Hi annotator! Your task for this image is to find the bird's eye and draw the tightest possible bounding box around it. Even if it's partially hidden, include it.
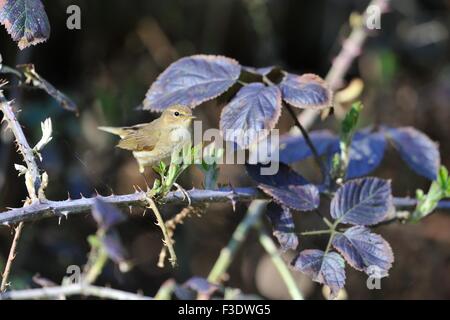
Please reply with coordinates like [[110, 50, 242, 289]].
[[174, 111, 180, 117]]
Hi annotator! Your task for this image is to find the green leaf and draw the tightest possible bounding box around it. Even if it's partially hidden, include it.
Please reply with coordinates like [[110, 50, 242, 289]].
[[341, 102, 363, 142]]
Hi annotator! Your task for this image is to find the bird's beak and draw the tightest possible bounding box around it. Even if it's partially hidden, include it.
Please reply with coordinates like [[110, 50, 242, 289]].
[[188, 115, 197, 119]]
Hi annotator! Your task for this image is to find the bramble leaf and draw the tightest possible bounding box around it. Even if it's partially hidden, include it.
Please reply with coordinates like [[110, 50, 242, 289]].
[[220, 83, 282, 148], [332, 226, 393, 277], [266, 202, 298, 251], [143, 55, 240, 111], [91, 198, 127, 230], [0, 0, 50, 50], [279, 73, 332, 110], [345, 131, 386, 179], [102, 229, 129, 265], [246, 163, 318, 211], [330, 177, 393, 225], [387, 127, 440, 180], [292, 250, 346, 299], [261, 184, 320, 212], [245, 162, 309, 187]]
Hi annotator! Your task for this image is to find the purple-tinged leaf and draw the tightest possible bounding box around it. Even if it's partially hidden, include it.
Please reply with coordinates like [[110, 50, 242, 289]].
[[246, 163, 319, 211], [102, 229, 129, 265], [246, 162, 309, 187], [292, 250, 345, 299], [279, 73, 332, 110], [330, 177, 393, 225], [346, 131, 386, 179], [143, 55, 240, 111], [261, 184, 320, 212], [279, 130, 337, 164], [220, 83, 282, 148], [175, 277, 220, 300], [92, 198, 127, 230], [387, 127, 440, 180], [332, 226, 393, 277], [0, 0, 50, 50], [266, 202, 298, 251]]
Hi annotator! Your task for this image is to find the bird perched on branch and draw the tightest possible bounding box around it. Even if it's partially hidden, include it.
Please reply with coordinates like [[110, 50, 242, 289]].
[[99, 105, 195, 173]]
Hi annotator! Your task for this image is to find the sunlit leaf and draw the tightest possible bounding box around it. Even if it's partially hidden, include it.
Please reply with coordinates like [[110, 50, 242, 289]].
[[279, 73, 332, 110], [346, 131, 386, 179], [387, 127, 440, 180], [220, 83, 282, 148], [330, 177, 392, 225], [91, 198, 127, 230], [292, 249, 345, 299], [266, 202, 298, 251], [0, 0, 50, 50], [279, 130, 337, 164], [143, 55, 241, 111], [332, 226, 393, 277]]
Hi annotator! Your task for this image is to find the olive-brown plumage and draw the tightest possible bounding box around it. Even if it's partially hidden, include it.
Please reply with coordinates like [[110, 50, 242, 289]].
[[99, 105, 195, 173]]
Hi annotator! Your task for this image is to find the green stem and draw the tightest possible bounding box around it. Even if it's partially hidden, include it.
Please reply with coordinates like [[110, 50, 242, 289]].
[[83, 247, 108, 285], [258, 227, 303, 300], [207, 200, 268, 284], [300, 229, 333, 236]]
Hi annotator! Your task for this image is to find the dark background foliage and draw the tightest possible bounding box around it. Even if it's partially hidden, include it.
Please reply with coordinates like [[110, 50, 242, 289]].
[[1, 0, 450, 299]]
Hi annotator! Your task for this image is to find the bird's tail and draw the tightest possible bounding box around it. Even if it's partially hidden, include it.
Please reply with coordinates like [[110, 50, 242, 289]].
[[98, 126, 128, 138]]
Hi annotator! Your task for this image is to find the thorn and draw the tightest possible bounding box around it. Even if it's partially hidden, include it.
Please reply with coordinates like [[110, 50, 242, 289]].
[[58, 216, 62, 225], [129, 206, 133, 214], [94, 188, 100, 196], [67, 192, 71, 200], [59, 211, 69, 219], [2, 221, 11, 228], [142, 209, 147, 216]]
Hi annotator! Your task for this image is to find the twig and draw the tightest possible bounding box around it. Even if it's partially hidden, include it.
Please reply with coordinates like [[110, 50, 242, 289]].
[[299, 0, 391, 130], [0, 187, 261, 226], [207, 200, 268, 284], [0, 90, 42, 199], [154, 279, 177, 300], [257, 226, 303, 300], [146, 196, 178, 268], [0, 283, 152, 300], [284, 102, 329, 182], [0, 222, 24, 292], [0, 89, 44, 292]]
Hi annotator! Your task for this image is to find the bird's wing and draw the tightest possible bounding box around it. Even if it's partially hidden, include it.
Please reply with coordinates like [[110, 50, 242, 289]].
[[116, 121, 161, 152]]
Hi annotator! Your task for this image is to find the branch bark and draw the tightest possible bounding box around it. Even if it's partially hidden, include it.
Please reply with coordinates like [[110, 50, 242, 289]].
[[0, 283, 152, 300], [0, 187, 449, 226]]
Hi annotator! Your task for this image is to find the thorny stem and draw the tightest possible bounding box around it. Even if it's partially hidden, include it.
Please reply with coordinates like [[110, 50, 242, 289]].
[[0, 89, 45, 292], [0, 283, 152, 300], [146, 195, 178, 268], [0, 222, 24, 292]]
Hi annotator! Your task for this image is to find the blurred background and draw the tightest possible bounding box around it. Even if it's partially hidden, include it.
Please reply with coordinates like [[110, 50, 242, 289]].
[[1, 0, 450, 299]]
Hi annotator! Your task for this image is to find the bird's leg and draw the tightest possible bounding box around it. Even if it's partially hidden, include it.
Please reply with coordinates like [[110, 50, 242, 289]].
[[140, 172, 151, 191], [173, 182, 191, 206]]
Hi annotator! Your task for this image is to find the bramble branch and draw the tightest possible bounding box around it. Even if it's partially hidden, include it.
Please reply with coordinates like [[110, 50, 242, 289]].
[[0, 187, 449, 227], [0, 283, 152, 300], [299, 0, 391, 129]]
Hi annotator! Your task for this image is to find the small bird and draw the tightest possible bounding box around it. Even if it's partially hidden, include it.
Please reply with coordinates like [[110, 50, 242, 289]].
[[99, 105, 195, 173]]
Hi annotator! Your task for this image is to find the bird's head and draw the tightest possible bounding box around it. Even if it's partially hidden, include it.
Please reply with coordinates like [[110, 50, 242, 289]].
[[161, 105, 195, 127]]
